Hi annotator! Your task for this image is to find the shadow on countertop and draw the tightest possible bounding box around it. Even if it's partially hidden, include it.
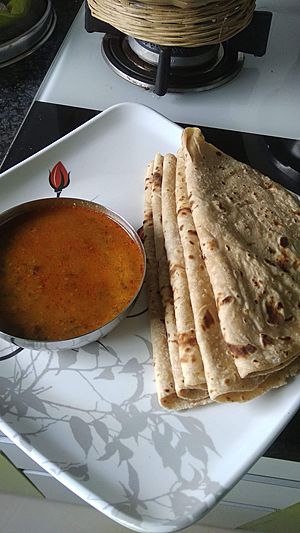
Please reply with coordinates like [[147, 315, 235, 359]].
[[0, 0, 83, 166]]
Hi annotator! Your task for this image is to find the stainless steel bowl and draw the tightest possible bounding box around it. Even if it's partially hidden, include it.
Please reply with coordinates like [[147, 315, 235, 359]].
[[0, 198, 145, 351]]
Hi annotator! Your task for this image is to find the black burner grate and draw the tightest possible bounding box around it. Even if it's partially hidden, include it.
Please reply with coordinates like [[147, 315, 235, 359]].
[[86, 3, 272, 96], [102, 36, 244, 95]]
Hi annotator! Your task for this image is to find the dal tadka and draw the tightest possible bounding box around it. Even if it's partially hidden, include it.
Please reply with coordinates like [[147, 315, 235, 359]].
[[0, 201, 144, 341]]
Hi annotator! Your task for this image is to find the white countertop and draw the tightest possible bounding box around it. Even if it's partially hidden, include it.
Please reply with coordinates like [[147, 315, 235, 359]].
[[37, 1, 300, 139]]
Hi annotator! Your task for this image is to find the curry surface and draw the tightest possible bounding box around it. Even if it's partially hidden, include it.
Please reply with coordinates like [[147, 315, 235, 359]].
[[0, 203, 144, 340]]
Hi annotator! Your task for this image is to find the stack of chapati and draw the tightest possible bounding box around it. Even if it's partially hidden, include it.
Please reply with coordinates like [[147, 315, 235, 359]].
[[143, 127, 300, 410]]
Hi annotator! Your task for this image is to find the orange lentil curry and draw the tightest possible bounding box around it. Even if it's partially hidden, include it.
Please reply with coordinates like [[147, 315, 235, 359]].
[[0, 201, 144, 340]]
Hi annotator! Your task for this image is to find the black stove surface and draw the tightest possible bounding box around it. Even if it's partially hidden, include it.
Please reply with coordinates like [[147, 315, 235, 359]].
[[0, 100, 300, 462]]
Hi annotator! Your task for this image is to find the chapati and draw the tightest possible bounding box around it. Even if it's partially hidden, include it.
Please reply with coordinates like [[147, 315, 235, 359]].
[[182, 128, 300, 379], [143, 159, 209, 409], [175, 149, 269, 401], [151, 152, 209, 401], [161, 153, 207, 389]]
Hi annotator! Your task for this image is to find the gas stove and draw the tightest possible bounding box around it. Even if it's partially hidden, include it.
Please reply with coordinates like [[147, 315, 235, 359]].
[[34, 0, 300, 136], [88, 6, 272, 96]]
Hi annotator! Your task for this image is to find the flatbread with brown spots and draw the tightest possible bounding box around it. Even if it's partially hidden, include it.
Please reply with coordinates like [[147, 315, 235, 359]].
[[143, 159, 209, 410], [161, 153, 207, 390], [152, 152, 209, 401], [182, 127, 300, 379], [176, 149, 270, 401]]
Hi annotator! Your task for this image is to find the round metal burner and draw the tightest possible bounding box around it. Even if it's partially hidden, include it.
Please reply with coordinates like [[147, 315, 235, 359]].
[[102, 34, 244, 94], [128, 37, 221, 68]]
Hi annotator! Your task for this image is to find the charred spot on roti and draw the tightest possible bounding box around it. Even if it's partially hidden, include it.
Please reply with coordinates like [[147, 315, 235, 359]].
[[152, 171, 162, 187], [279, 236, 289, 248], [217, 202, 226, 212], [220, 295, 234, 305], [207, 239, 218, 251], [201, 310, 215, 330], [265, 299, 285, 325], [178, 331, 199, 363], [276, 255, 290, 272], [177, 207, 191, 216], [285, 315, 294, 322], [292, 259, 300, 270], [262, 181, 274, 190], [264, 258, 277, 267], [178, 331, 197, 346], [260, 334, 273, 347], [227, 343, 257, 357]]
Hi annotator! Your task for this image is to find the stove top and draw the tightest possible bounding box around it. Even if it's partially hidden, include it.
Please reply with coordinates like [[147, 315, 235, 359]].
[[93, 8, 272, 96], [36, 1, 300, 140], [102, 36, 245, 96]]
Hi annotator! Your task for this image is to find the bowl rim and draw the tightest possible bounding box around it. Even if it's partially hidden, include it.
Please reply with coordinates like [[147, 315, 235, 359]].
[[0, 196, 146, 348]]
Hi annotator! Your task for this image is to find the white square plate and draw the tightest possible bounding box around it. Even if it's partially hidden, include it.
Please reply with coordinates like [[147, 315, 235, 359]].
[[0, 103, 299, 533]]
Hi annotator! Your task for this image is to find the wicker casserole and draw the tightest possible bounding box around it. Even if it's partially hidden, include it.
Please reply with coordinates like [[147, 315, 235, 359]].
[[87, 0, 256, 47]]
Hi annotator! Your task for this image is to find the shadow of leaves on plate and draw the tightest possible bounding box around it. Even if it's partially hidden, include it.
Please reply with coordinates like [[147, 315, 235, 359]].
[[0, 333, 223, 523], [70, 415, 93, 457], [64, 463, 89, 482], [56, 350, 78, 373]]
